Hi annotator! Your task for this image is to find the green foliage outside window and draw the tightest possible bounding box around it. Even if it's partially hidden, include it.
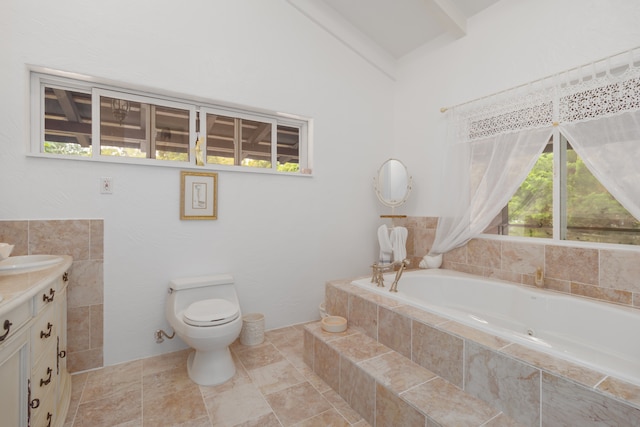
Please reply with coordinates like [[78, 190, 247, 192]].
[[507, 145, 640, 245]]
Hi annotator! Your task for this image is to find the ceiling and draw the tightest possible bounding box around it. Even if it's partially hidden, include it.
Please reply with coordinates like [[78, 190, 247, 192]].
[[287, 0, 501, 78]]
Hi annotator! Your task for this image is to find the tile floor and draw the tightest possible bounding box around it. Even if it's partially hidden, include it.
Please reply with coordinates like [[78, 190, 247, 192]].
[[64, 324, 370, 427]]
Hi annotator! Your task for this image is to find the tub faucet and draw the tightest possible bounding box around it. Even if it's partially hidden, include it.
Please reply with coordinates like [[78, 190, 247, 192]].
[[371, 262, 394, 287], [389, 259, 410, 293]]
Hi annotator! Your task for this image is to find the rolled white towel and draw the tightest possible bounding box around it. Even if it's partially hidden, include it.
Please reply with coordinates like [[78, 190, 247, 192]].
[[390, 227, 407, 263], [378, 225, 393, 263]]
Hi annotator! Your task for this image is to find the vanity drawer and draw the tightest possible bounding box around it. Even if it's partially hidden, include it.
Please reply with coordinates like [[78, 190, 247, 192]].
[[34, 274, 65, 314], [30, 377, 56, 427], [0, 299, 33, 345], [31, 303, 56, 365], [31, 346, 57, 398]]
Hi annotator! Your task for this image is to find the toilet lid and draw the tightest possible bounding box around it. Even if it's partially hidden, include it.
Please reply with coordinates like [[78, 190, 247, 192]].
[[183, 298, 239, 327]]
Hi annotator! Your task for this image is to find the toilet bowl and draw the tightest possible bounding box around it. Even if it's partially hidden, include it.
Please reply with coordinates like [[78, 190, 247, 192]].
[[166, 274, 242, 386]]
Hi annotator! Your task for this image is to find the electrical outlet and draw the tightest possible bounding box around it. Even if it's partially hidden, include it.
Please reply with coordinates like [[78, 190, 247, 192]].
[[100, 177, 113, 194]]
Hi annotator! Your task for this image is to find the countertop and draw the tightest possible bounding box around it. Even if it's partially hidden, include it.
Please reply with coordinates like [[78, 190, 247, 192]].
[[0, 255, 73, 315]]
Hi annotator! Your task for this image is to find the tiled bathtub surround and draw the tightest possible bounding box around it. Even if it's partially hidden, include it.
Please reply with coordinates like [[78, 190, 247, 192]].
[[303, 322, 520, 426], [393, 216, 640, 309], [0, 219, 104, 372], [323, 279, 640, 426]]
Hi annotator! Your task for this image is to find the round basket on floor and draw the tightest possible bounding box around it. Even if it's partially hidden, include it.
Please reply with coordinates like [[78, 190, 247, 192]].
[[240, 313, 265, 346]]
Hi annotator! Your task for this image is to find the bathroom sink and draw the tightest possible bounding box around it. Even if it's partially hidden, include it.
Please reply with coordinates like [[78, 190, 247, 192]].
[[0, 255, 64, 273]]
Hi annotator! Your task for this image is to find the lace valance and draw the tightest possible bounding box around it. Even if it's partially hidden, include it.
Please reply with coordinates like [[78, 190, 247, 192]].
[[452, 87, 554, 143], [559, 66, 640, 123], [448, 48, 640, 142]]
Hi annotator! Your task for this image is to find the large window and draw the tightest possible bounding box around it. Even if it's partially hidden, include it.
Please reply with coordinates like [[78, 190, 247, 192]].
[[489, 135, 640, 245], [32, 69, 311, 174]]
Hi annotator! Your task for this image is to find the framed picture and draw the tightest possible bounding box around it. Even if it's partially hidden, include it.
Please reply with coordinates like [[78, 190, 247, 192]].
[[180, 171, 218, 220]]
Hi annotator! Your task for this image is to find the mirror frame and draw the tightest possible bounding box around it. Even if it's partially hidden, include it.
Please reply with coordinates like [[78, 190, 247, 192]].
[[374, 158, 412, 208]]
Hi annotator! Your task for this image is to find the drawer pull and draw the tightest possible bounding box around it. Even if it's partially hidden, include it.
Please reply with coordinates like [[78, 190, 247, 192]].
[[42, 287, 55, 303], [40, 367, 53, 386], [40, 322, 53, 339], [0, 319, 12, 342], [30, 397, 40, 409]]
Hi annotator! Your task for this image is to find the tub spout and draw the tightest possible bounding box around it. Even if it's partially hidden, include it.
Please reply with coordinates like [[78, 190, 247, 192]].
[[371, 263, 394, 287], [389, 259, 410, 293]]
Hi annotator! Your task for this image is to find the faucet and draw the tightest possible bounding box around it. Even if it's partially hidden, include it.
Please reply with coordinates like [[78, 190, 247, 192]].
[[371, 263, 392, 287], [389, 259, 410, 293]]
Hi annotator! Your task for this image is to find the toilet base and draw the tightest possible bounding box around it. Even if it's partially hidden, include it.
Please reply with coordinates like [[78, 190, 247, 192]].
[[187, 347, 236, 386]]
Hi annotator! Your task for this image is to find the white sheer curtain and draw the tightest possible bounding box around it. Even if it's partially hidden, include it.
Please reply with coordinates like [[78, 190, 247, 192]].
[[429, 49, 640, 258], [430, 89, 554, 255], [558, 66, 640, 221]]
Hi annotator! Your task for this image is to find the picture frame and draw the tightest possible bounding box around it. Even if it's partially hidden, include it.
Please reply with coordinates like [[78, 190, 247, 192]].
[[180, 171, 218, 220]]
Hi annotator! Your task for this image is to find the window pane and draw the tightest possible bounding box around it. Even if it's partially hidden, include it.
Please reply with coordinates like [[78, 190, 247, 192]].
[[206, 114, 235, 165], [487, 143, 553, 238], [566, 142, 640, 245], [277, 125, 300, 172], [206, 114, 272, 168], [507, 149, 553, 238], [44, 87, 92, 156], [100, 96, 189, 161], [241, 118, 271, 169]]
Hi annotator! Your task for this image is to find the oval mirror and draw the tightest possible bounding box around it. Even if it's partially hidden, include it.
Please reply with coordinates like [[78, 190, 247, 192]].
[[374, 159, 412, 208]]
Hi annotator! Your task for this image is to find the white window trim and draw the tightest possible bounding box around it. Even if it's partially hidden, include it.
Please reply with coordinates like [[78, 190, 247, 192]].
[[29, 66, 313, 176]]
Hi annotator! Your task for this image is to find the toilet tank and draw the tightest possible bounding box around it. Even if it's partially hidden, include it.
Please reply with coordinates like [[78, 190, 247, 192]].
[[169, 274, 234, 291], [168, 274, 239, 311]]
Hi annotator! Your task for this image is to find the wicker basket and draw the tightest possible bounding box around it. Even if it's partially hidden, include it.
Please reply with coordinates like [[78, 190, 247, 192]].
[[240, 313, 265, 346]]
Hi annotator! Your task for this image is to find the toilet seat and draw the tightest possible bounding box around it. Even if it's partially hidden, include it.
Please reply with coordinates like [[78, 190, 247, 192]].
[[183, 298, 240, 327]]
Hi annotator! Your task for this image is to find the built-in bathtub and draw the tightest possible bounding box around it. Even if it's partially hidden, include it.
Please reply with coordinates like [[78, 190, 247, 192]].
[[352, 268, 640, 387]]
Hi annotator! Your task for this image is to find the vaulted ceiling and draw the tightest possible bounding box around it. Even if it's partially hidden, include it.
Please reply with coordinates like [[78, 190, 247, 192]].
[[287, 0, 501, 78]]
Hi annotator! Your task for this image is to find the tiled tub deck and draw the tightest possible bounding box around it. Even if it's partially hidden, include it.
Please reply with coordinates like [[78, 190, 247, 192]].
[[304, 277, 640, 427]]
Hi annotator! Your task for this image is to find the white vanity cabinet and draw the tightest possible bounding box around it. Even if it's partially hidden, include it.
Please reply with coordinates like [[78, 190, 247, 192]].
[[0, 256, 72, 427]]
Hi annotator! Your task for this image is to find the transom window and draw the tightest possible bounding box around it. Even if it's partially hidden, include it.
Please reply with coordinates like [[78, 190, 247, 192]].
[[32, 69, 311, 175]]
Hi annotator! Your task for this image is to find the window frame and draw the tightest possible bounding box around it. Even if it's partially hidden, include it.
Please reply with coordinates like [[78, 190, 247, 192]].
[[488, 130, 640, 247], [29, 67, 313, 176]]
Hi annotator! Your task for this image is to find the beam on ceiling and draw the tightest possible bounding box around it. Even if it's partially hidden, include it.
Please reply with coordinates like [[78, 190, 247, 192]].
[[427, 0, 467, 38]]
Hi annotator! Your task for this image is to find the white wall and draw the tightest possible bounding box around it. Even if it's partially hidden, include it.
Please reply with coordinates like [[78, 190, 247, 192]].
[[395, 0, 640, 216], [0, 0, 394, 365]]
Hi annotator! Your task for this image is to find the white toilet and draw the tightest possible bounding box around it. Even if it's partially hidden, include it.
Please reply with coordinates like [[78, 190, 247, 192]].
[[166, 274, 242, 386]]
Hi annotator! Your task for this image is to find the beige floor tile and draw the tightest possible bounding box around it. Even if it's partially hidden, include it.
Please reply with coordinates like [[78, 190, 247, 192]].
[[235, 412, 282, 427], [143, 364, 196, 402], [73, 389, 142, 427], [248, 358, 306, 395], [143, 386, 208, 427], [204, 383, 273, 427], [172, 417, 214, 427], [321, 389, 363, 424], [265, 382, 332, 426], [265, 326, 301, 347], [81, 360, 142, 403], [235, 342, 285, 370], [67, 325, 363, 427]]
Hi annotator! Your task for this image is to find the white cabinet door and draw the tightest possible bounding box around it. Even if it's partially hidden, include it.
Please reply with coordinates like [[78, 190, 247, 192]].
[[0, 330, 30, 427]]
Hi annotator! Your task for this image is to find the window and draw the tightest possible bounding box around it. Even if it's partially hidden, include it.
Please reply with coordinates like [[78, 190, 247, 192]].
[[98, 91, 192, 161], [489, 134, 640, 245], [31, 69, 311, 174]]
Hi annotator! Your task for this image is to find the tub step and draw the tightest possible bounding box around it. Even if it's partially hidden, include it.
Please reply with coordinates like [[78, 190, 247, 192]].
[[303, 321, 523, 427]]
